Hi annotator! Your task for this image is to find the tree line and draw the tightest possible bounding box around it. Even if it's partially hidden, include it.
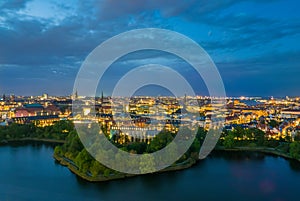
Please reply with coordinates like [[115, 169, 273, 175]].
[[0, 120, 73, 142], [2, 121, 300, 177], [220, 126, 300, 161], [54, 126, 207, 178]]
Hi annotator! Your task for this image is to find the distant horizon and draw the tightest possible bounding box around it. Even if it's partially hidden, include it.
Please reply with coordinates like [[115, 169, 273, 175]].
[[1, 82, 300, 98], [2, 88, 300, 98], [1, 92, 299, 99]]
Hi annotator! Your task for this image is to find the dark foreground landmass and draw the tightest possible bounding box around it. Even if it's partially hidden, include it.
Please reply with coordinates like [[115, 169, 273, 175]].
[[2, 121, 300, 182], [52, 123, 300, 182], [53, 145, 300, 182]]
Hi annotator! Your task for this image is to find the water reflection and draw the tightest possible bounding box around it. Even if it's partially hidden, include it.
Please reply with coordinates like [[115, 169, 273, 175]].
[[1, 144, 300, 201], [289, 160, 300, 172], [2, 140, 59, 148], [211, 150, 266, 162]]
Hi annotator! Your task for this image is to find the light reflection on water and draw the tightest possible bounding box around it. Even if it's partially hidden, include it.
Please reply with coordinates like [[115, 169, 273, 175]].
[[1, 143, 300, 201]]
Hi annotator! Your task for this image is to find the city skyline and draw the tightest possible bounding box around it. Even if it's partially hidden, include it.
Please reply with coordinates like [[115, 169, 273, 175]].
[[0, 0, 299, 96], [1, 92, 299, 99], [1, 1, 300, 200]]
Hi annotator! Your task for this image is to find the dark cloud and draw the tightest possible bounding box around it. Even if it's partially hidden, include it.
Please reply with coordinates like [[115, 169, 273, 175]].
[[0, 4, 173, 67], [0, 0, 298, 96], [90, 0, 300, 55], [0, 16, 94, 66], [217, 51, 300, 73], [97, 0, 194, 19], [190, 8, 300, 53], [217, 50, 300, 96], [95, 0, 278, 20], [96, 0, 240, 20]]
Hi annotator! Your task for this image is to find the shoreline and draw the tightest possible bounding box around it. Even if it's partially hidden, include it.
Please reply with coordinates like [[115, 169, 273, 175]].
[[54, 146, 300, 182], [2, 140, 299, 182], [215, 146, 300, 162], [0, 138, 65, 145], [53, 153, 197, 182]]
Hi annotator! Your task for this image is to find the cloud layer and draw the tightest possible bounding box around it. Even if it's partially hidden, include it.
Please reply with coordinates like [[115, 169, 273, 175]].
[[0, 0, 299, 96]]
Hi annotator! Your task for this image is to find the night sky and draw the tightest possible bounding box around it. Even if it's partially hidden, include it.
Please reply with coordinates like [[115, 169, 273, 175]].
[[0, 0, 299, 97]]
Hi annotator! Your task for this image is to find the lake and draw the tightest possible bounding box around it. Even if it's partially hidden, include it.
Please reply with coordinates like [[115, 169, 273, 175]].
[[1, 142, 300, 201]]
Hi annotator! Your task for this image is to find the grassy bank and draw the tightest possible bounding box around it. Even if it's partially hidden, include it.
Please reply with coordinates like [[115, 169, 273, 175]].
[[215, 146, 300, 162], [53, 153, 133, 182], [53, 145, 300, 182], [53, 153, 197, 182]]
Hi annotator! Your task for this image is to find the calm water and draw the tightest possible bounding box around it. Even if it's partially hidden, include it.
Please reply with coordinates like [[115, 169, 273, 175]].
[[1, 143, 300, 201]]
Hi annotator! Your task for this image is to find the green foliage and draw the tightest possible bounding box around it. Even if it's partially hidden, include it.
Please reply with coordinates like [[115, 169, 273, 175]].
[[221, 127, 266, 147], [139, 154, 156, 174], [55, 127, 205, 177], [54, 146, 63, 155], [248, 142, 257, 148], [223, 134, 235, 149], [56, 129, 83, 161], [52, 122, 300, 178], [190, 138, 201, 153], [103, 169, 111, 177], [146, 131, 174, 153], [253, 129, 265, 146], [264, 140, 280, 148], [75, 149, 93, 173], [277, 143, 290, 153], [196, 127, 207, 145], [126, 142, 147, 154], [0, 121, 73, 141], [90, 161, 105, 177], [290, 142, 300, 159]]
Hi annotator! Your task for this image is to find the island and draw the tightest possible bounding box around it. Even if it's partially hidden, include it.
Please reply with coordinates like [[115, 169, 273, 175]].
[[1, 120, 300, 182], [54, 124, 300, 182]]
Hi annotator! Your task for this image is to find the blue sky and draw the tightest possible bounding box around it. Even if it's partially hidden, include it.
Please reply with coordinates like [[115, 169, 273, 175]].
[[0, 0, 299, 96]]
